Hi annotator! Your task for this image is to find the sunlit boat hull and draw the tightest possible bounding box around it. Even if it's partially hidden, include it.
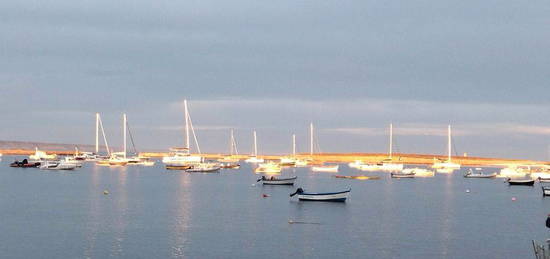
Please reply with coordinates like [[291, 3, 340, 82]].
[[259, 176, 297, 185]]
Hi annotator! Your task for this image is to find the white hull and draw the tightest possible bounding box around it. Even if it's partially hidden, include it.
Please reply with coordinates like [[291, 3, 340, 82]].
[[312, 165, 339, 173], [245, 157, 264, 163], [379, 163, 404, 172], [40, 161, 77, 170], [543, 187, 550, 196], [294, 160, 309, 167], [402, 168, 434, 177], [358, 164, 380, 171], [432, 162, 461, 170], [499, 168, 527, 178]]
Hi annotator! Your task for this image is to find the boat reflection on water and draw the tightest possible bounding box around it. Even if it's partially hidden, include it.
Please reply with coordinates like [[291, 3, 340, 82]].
[[171, 173, 192, 257]]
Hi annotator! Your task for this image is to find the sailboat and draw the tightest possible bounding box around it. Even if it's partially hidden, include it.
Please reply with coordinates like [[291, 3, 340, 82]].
[[162, 100, 203, 166], [245, 130, 264, 163], [280, 134, 298, 166], [94, 113, 120, 166], [378, 123, 404, 172], [219, 129, 240, 163], [432, 125, 461, 173], [29, 147, 57, 161], [120, 114, 155, 166], [309, 123, 339, 173]]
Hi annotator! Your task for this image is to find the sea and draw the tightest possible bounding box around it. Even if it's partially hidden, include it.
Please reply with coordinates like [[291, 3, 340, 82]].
[[0, 156, 548, 258]]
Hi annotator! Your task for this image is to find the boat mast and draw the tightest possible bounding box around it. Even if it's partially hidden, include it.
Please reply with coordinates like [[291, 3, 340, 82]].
[[184, 99, 190, 153], [253, 130, 258, 156], [448, 125, 452, 162], [310, 123, 314, 156], [95, 113, 99, 153], [292, 134, 296, 157], [123, 113, 127, 159], [389, 123, 393, 160]]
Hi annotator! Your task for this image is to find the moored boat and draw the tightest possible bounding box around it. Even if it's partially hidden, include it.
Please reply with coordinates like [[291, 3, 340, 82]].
[[464, 169, 496, 178], [40, 160, 77, 170], [186, 163, 221, 173], [255, 162, 282, 174], [542, 186, 550, 196], [311, 164, 339, 173], [391, 172, 415, 178], [539, 177, 550, 183], [290, 187, 351, 202], [402, 168, 434, 177], [165, 165, 193, 170], [220, 162, 240, 169], [507, 178, 535, 186], [257, 175, 297, 185], [334, 175, 380, 180], [10, 159, 41, 168]]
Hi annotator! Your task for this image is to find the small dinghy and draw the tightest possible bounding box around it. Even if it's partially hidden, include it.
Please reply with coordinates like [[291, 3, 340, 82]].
[[539, 177, 550, 183], [257, 175, 297, 185], [165, 165, 193, 170], [220, 163, 240, 169], [507, 178, 535, 186], [542, 186, 550, 196], [464, 169, 497, 178], [391, 172, 415, 178], [10, 159, 41, 168], [290, 187, 350, 202], [334, 175, 380, 180]]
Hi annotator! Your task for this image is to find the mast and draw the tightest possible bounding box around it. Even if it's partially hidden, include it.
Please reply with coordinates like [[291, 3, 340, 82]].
[[448, 125, 452, 162], [310, 123, 314, 156], [123, 113, 127, 159], [292, 134, 296, 157], [184, 99, 190, 152], [389, 123, 393, 159], [230, 129, 235, 156], [253, 130, 258, 156], [95, 113, 99, 153]]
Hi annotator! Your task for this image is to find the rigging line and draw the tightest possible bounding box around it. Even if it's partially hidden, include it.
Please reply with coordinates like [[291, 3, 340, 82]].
[[126, 121, 138, 155], [451, 135, 459, 157], [232, 131, 239, 155], [98, 116, 110, 155], [187, 112, 201, 154]]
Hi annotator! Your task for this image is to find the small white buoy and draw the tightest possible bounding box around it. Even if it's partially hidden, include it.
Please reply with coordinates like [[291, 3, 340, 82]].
[[251, 184, 256, 187], [103, 190, 109, 195], [466, 189, 470, 193]]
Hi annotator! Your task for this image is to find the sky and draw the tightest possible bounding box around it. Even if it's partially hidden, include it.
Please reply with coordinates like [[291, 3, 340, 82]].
[[1, 0, 549, 160]]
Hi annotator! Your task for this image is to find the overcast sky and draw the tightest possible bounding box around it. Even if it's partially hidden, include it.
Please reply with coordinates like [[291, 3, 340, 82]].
[[1, 0, 549, 160]]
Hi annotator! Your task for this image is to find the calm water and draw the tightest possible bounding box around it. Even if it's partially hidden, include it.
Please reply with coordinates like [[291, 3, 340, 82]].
[[0, 157, 548, 258]]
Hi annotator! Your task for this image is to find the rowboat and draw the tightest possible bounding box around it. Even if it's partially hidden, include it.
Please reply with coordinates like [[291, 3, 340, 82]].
[[220, 163, 240, 169], [391, 172, 415, 178], [334, 175, 380, 180], [257, 176, 297, 185], [290, 187, 351, 202], [165, 165, 193, 170], [507, 178, 535, 186], [311, 164, 339, 173], [464, 169, 497, 178], [542, 186, 550, 196]]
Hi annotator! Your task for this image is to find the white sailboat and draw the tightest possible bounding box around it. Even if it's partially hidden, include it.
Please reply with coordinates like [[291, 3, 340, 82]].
[[29, 147, 57, 161], [432, 125, 461, 173], [162, 100, 203, 166], [378, 123, 404, 172], [309, 123, 339, 173], [245, 130, 264, 163], [219, 129, 240, 163], [280, 134, 298, 166]]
